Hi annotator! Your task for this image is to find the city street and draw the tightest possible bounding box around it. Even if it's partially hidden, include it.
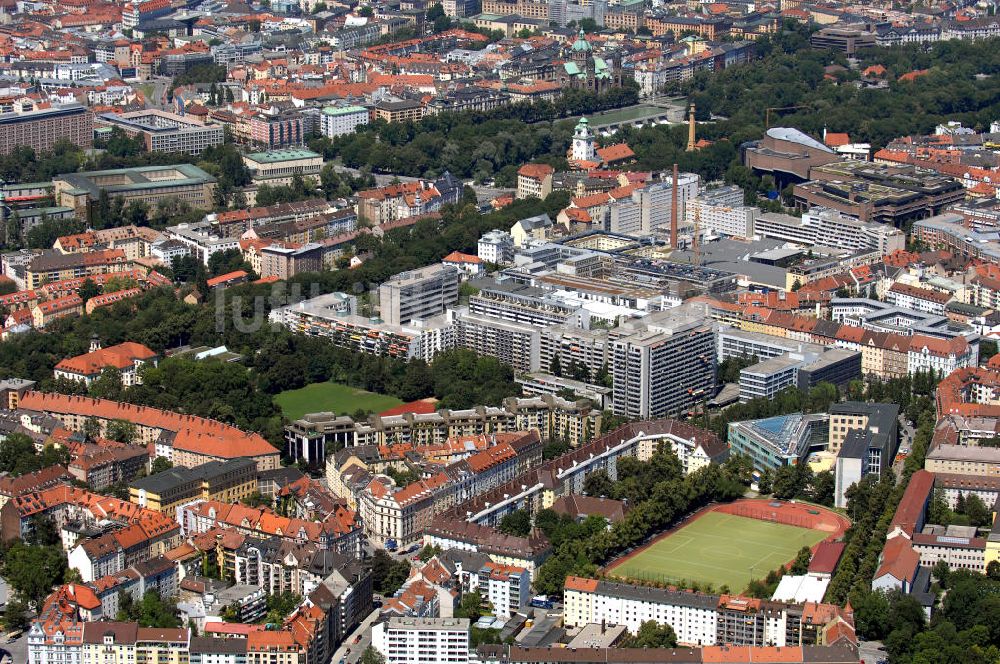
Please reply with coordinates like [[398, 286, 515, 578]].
[[858, 639, 887, 664], [2, 632, 27, 664], [330, 608, 380, 664], [0, 577, 28, 664]]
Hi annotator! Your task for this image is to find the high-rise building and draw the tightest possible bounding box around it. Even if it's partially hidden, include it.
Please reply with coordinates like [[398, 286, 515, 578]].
[[0, 103, 94, 155], [686, 185, 759, 240], [378, 264, 461, 326], [609, 173, 699, 235], [610, 312, 715, 419], [319, 105, 370, 138]]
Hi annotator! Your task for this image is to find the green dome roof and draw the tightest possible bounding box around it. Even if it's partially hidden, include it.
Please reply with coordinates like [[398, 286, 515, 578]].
[[572, 29, 591, 52]]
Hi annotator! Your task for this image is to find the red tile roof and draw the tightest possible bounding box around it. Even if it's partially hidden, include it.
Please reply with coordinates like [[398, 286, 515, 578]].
[[442, 251, 482, 265], [19, 392, 277, 461], [824, 132, 850, 147], [206, 270, 248, 288], [563, 575, 599, 593], [875, 536, 920, 584], [890, 470, 934, 538], [596, 143, 635, 164], [55, 341, 156, 377], [808, 541, 845, 575], [517, 163, 554, 179]]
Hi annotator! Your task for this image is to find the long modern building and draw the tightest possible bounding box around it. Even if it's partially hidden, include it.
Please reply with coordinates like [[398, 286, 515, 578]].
[[300, 395, 601, 464], [0, 103, 94, 155], [793, 161, 965, 226], [913, 213, 1000, 265], [754, 207, 906, 254], [54, 164, 217, 217], [563, 577, 856, 649], [97, 110, 224, 155], [270, 291, 454, 361]]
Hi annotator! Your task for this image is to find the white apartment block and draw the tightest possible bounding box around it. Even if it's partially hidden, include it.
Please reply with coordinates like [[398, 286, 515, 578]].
[[717, 326, 822, 363], [608, 174, 699, 235], [372, 617, 471, 664], [451, 308, 542, 373], [686, 185, 758, 239], [164, 222, 241, 266], [477, 562, 530, 619], [754, 207, 905, 254], [319, 105, 369, 137], [564, 577, 718, 646], [478, 230, 515, 265], [886, 283, 951, 315]]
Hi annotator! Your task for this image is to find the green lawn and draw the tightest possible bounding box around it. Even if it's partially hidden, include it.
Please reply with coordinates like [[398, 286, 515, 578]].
[[606, 511, 828, 592], [274, 382, 403, 420]]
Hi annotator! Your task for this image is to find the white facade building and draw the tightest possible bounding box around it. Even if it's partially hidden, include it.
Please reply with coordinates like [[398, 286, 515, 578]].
[[478, 230, 515, 265], [686, 185, 758, 239], [319, 105, 369, 137], [906, 335, 976, 376], [477, 562, 530, 619], [754, 207, 905, 254], [563, 577, 718, 646], [372, 617, 471, 664]]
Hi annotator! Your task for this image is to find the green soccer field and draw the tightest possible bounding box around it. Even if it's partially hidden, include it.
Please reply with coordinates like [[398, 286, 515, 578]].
[[274, 382, 403, 420], [606, 511, 828, 592]]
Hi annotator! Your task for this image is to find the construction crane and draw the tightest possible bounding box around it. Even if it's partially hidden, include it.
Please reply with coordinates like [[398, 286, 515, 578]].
[[693, 208, 702, 266], [765, 105, 810, 129]]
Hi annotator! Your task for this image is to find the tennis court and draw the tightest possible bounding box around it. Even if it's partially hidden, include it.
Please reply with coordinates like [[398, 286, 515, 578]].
[[606, 510, 829, 592]]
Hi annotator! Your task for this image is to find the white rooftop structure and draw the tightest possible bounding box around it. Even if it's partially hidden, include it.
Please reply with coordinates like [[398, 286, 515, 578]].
[[771, 574, 830, 604], [766, 127, 834, 153]]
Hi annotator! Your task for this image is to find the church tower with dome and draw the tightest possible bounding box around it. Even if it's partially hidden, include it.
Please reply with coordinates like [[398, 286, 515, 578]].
[[571, 117, 596, 163], [559, 30, 622, 93]]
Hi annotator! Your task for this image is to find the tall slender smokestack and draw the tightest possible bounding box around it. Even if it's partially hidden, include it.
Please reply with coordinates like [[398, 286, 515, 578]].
[[686, 104, 696, 152], [671, 163, 679, 249]]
